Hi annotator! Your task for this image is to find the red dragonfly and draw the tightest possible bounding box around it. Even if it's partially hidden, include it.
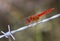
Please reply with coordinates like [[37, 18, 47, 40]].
[[25, 8, 55, 24]]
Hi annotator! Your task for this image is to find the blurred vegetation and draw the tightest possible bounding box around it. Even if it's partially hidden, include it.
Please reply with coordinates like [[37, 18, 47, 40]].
[[0, 0, 60, 41]]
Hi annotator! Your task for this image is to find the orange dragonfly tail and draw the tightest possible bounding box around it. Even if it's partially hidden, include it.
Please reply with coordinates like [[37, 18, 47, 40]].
[[37, 8, 55, 17], [25, 8, 55, 24]]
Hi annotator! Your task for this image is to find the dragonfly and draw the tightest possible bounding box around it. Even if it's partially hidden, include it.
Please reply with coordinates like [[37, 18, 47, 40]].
[[0, 8, 55, 40], [12, 8, 55, 27], [0, 14, 60, 40], [25, 8, 55, 24]]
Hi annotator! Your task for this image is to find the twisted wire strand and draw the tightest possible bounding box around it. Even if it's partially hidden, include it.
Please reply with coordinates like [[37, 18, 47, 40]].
[[11, 14, 60, 34]]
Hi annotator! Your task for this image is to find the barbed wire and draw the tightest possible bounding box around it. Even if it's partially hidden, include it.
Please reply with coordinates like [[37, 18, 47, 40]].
[[0, 14, 60, 40], [11, 14, 60, 34]]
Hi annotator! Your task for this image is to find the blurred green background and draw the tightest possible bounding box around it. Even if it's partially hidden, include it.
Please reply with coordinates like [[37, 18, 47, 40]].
[[0, 0, 60, 41]]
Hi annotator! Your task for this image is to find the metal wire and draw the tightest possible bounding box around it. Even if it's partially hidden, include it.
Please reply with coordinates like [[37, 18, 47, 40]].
[[0, 14, 60, 40]]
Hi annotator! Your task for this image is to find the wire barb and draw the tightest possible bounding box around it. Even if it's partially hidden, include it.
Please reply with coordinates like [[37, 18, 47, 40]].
[[0, 14, 60, 40]]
